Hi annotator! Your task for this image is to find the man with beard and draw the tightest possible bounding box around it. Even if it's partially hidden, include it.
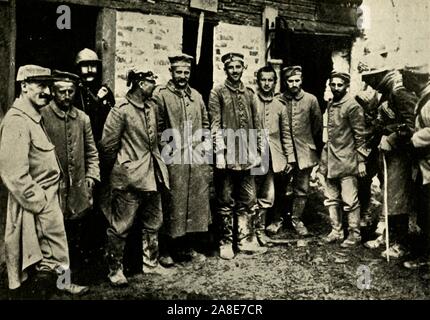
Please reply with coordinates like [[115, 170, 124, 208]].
[[361, 68, 416, 259], [153, 54, 211, 266], [75, 48, 115, 144], [208, 52, 267, 259], [317, 71, 368, 248], [100, 70, 174, 287], [0, 65, 88, 297], [274, 66, 322, 237], [41, 70, 100, 279], [401, 63, 430, 273], [253, 65, 294, 246]]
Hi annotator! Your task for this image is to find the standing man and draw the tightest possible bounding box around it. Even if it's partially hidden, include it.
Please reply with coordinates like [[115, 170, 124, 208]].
[[401, 63, 430, 271], [208, 52, 267, 259], [153, 54, 211, 266], [277, 66, 323, 237], [41, 70, 100, 275], [254, 65, 295, 246], [75, 48, 115, 144], [100, 70, 174, 287], [361, 68, 416, 258], [0, 65, 87, 297], [317, 71, 368, 248]]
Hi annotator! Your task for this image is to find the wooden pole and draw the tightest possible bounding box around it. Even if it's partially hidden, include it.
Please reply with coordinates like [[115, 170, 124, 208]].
[[383, 153, 390, 263]]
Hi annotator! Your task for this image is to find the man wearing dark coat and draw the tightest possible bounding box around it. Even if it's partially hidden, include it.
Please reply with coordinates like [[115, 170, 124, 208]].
[[361, 68, 417, 259], [153, 53, 212, 266]]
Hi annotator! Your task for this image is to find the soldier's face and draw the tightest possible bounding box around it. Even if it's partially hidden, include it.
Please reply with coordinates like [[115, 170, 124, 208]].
[[225, 61, 244, 83], [139, 79, 156, 97], [286, 75, 302, 94], [171, 66, 191, 89], [79, 62, 98, 82], [330, 77, 348, 101], [258, 71, 276, 94], [52, 81, 76, 109], [22, 81, 51, 109]]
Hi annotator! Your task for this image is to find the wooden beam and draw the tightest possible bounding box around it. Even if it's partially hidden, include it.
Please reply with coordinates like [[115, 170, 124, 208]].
[[96, 7, 116, 92]]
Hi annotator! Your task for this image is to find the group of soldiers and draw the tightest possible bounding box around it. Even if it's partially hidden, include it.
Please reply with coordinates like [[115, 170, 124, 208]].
[[0, 46, 430, 298]]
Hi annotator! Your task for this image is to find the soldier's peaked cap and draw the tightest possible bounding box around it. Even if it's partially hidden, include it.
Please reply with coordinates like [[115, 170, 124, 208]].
[[52, 70, 80, 83], [168, 53, 194, 67], [221, 52, 245, 65], [331, 71, 351, 83], [16, 65, 52, 82], [401, 63, 430, 76], [282, 65, 302, 78]]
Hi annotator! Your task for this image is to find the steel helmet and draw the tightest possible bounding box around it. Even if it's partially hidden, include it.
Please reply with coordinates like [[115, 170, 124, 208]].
[[75, 48, 101, 65]]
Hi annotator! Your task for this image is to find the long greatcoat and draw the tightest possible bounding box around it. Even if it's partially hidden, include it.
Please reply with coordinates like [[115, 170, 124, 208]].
[[378, 86, 417, 215], [41, 101, 100, 219], [0, 97, 68, 289], [153, 81, 212, 238]]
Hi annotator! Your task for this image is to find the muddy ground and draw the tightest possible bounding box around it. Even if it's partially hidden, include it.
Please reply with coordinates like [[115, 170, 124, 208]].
[[0, 183, 429, 300]]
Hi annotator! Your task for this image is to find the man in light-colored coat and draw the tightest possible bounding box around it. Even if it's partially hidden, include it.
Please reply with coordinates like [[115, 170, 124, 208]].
[[318, 71, 368, 248], [0, 65, 87, 296], [100, 70, 173, 286], [277, 66, 322, 236], [153, 53, 211, 266], [254, 65, 295, 246]]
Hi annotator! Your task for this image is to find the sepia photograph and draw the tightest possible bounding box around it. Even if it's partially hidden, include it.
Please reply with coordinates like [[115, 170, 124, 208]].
[[0, 0, 429, 308]]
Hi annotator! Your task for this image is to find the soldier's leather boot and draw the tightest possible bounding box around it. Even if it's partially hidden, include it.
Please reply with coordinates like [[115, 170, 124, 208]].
[[106, 233, 128, 286], [237, 213, 268, 255], [324, 206, 344, 243], [255, 208, 272, 247], [142, 231, 175, 276], [291, 197, 309, 237], [341, 208, 362, 248]]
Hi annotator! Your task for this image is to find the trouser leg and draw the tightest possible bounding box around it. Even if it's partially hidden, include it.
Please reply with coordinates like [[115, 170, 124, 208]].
[[106, 189, 140, 274]]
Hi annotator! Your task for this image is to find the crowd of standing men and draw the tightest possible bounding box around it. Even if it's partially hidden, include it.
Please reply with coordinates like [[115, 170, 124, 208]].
[[0, 45, 429, 298]]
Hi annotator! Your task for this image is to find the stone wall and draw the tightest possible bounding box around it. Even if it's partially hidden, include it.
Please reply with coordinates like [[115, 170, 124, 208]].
[[115, 11, 183, 99], [213, 22, 264, 88]]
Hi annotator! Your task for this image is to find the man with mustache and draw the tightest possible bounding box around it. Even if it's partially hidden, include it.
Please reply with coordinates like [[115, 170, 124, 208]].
[[317, 71, 368, 247], [153, 54, 211, 266], [274, 66, 322, 237], [0, 65, 88, 297], [208, 52, 267, 260], [254, 65, 295, 246], [40, 70, 100, 279]]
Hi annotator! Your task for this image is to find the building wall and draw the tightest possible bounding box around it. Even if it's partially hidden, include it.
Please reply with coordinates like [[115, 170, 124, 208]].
[[115, 12, 183, 99]]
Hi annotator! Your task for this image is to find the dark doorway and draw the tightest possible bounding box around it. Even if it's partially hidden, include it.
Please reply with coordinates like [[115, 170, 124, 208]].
[[277, 32, 352, 110], [16, 0, 98, 77], [182, 17, 216, 105]]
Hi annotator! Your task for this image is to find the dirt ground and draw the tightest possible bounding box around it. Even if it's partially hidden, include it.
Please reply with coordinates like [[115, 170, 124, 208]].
[[1, 184, 429, 300]]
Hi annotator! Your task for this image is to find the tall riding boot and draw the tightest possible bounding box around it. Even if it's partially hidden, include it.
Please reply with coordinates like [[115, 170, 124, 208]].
[[237, 212, 268, 254], [291, 197, 309, 236], [341, 207, 362, 248], [106, 232, 128, 286], [219, 213, 235, 260], [324, 206, 344, 243], [255, 208, 272, 246], [142, 231, 175, 276]]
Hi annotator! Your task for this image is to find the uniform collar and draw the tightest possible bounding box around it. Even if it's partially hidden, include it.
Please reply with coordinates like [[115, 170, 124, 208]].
[[257, 90, 274, 102], [12, 96, 42, 123], [126, 88, 152, 109], [282, 89, 304, 101], [330, 93, 350, 107], [166, 80, 194, 101], [225, 79, 245, 93], [48, 101, 78, 119]]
